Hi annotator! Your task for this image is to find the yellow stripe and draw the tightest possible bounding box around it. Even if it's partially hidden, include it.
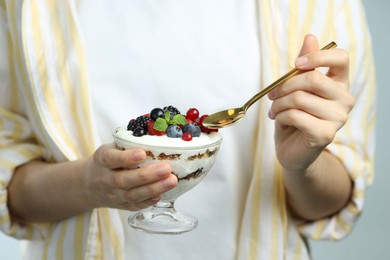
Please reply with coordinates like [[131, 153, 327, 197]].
[[248, 0, 282, 258], [320, 1, 335, 43], [100, 209, 122, 259], [0, 194, 6, 204], [5, 0, 49, 161], [292, 232, 303, 260], [352, 189, 364, 198], [0, 214, 10, 226], [343, 2, 357, 82], [346, 202, 360, 216], [299, 0, 316, 41], [0, 144, 45, 164], [287, 0, 299, 65], [24, 225, 34, 240], [7, 0, 40, 142], [94, 224, 103, 260], [42, 225, 53, 260], [6, 27, 20, 113], [339, 3, 361, 179], [248, 165, 261, 260], [312, 219, 326, 240], [335, 215, 352, 234], [55, 221, 68, 260], [358, 1, 376, 185], [0, 108, 25, 141], [29, 0, 79, 158], [270, 163, 286, 260], [65, 2, 96, 156], [74, 214, 85, 260], [46, 1, 93, 158], [0, 158, 15, 169]]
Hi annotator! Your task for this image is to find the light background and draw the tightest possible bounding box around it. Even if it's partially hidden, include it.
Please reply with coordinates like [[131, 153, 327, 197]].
[[1, 0, 389, 259]]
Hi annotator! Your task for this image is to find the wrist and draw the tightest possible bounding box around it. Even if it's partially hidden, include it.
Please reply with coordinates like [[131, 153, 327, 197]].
[[81, 157, 101, 210]]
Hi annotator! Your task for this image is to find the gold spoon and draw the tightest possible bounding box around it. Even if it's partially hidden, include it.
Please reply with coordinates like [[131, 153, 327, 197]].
[[202, 41, 337, 129]]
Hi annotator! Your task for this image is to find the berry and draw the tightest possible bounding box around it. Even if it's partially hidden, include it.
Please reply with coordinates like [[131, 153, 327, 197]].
[[166, 125, 183, 138], [186, 108, 200, 121], [133, 127, 147, 137], [163, 105, 181, 115], [163, 105, 181, 119], [182, 132, 193, 141], [147, 121, 165, 136], [150, 108, 164, 121], [128, 115, 150, 131], [127, 119, 136, 130], [196, 114, 218, 134], [182, 123, 201, 137]]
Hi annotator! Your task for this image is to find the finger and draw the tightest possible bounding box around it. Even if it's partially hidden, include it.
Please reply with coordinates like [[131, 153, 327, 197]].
[[274, 109, 339, 148], [295, 48, 349, 82], [125, 174, 178, 203], [269, 70, 347, 101], [119, 196, 161, 211], [297, 34, 319, 57], [94, 144, 146, 169], [112, 162, 172, 189], [268, 90, 345, 122]]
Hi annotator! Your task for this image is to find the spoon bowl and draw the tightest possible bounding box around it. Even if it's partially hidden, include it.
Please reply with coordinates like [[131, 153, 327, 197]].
[[202, 42, 337, 129]]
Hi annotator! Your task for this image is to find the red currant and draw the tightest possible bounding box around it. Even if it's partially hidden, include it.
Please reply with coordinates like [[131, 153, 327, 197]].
[[186, 108, 200, 121], [182, 132, 193, 141], [198, 114, 218, 133]]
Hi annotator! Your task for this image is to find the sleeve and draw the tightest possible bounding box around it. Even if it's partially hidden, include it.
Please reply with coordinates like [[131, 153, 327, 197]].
[[0, 5, 51, 240], [297, 0, 377, 240]]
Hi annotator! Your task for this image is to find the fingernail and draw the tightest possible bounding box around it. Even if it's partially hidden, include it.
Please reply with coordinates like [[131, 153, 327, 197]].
[[151, 196, 161, 201], [132, 151, 145, 161], [268, 90, 275, 99], [155, 165, 169, 177], [295, 56, 308, 66], [268, 109, 274, 119], [161, 177, 177, 189]]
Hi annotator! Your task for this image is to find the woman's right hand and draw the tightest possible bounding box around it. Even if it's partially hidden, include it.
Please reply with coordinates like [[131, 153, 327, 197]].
[[85, 143, 178, 211]]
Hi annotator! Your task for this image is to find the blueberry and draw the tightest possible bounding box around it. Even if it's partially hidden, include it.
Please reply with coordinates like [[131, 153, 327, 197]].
[[150, 108, 164, 121], [182, 123, 201, 137], [166, 125, 183, 138]]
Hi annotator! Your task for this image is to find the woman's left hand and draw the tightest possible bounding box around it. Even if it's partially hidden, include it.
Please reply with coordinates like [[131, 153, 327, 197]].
[[268, 34, 355, 174]]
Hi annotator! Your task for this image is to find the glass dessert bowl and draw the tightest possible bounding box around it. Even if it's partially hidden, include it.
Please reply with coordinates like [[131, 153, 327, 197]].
[[113, 127, 222, 234]]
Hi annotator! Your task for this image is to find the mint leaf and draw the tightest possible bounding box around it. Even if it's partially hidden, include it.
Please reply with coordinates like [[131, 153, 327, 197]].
[[165, 112, 171, 122], [171, 114, 188, 125], [153, 118, 168, 132]]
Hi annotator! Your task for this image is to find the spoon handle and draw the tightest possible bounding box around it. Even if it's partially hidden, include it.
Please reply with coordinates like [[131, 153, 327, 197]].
[[242, 41, 337, 110]]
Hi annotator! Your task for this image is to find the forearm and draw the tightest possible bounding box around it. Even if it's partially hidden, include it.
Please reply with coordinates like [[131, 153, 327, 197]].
[[284, 150, 352, 221], [7, 159, 95, 222]]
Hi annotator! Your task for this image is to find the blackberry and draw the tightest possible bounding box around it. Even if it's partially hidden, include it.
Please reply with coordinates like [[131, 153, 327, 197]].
[[127, 119, 136, 131], [163, 105, 181, 115], [127, 115, 150, 131]]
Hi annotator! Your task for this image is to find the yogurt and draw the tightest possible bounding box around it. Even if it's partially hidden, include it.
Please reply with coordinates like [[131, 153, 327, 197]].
[[113, 127, 222, 201]]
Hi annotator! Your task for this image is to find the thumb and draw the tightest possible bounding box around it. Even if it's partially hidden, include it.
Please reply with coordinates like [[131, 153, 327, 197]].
[[297, 34, 319, 57]]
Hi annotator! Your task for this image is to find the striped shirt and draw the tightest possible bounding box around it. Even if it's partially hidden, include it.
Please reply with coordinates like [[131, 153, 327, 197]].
[[0, 0, 376, 259]]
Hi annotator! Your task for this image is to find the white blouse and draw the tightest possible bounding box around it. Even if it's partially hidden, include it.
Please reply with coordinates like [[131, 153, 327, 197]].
[[79, 0, 261, 259]]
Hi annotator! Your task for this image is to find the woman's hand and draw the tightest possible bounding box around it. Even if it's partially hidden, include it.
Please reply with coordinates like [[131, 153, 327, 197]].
[[267, 34, 354, 220], [268, 34, 355, 174], [8, 143, 178, 222], [85, 144, 178, 211]]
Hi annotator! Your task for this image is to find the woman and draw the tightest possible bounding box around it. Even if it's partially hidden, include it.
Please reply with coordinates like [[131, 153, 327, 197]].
[[0, 0, 376, 259]]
